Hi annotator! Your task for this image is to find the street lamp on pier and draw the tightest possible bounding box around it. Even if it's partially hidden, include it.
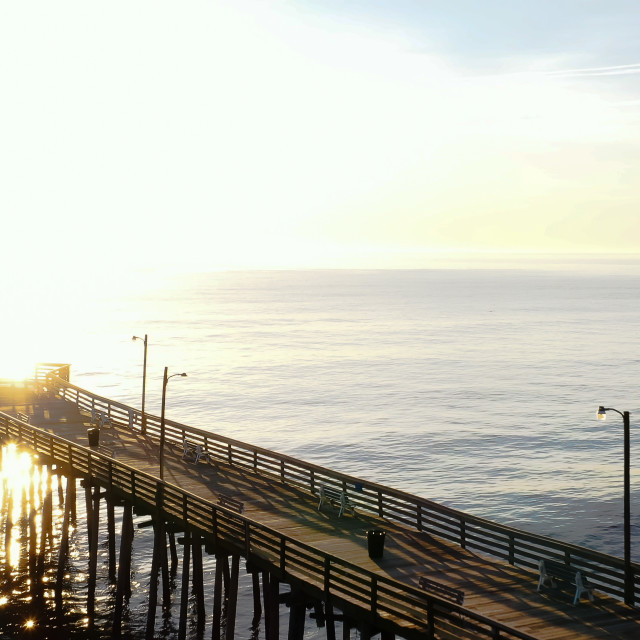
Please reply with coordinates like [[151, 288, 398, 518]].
[[132, 334, 148, 433], [160, 367, 187, 481], [597, 406, 633, 606]]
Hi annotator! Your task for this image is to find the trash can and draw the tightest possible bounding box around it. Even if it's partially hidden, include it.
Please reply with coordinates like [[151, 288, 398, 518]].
[[87, 428, 100, 447], [367, 529, 386, 559]]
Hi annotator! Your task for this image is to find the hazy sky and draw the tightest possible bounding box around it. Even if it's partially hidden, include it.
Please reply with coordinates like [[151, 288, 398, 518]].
[[2, 1, 640, 271]]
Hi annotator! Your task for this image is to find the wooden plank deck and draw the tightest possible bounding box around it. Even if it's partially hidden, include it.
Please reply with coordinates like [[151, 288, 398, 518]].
[[3, 385, 640, 639]]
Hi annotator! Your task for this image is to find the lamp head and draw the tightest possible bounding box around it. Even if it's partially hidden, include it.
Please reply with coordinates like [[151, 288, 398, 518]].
[[597, 406, 607, 421]]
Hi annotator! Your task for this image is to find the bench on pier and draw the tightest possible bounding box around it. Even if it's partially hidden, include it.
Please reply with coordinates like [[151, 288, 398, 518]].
[[317, 484, 355, 518], [537, 559, 595, 605], [91, 409, 112, 428], [419, 576, 465, 605], [182, 439, 212, 464], [17, 412, 30, 423], [218, 494, 244, 514]]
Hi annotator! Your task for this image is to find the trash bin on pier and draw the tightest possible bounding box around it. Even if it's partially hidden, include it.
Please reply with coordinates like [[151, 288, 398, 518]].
[[367, 529, 386, 559], [88, 428, 100, 447]]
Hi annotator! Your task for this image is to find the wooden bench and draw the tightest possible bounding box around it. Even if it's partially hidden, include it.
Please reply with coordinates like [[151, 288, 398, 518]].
[[182, 439, 212, 464], [317, 484, 355, 518], [17, 412, 30, 423], [91, 409, 112, 428], [537, 559, 595, 605], [419, 576, 465, 605], [218, 494, 244, 513]]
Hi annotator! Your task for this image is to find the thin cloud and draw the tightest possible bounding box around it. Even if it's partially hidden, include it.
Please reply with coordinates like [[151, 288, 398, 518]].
[[544, 62, 640, 78]]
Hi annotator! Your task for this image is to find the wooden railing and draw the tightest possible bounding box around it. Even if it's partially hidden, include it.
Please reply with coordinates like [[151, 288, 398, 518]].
[[0, 407, 538, 640]]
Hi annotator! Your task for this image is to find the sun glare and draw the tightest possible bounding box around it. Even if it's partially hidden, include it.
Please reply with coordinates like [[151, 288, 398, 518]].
[[1, 444, 33, 484]]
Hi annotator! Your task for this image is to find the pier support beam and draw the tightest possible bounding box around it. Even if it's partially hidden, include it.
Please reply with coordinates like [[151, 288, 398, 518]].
[[287, 587, 307, 640], [178, 528, 191, 640], [224, 554, 240, 640], [263, 571, 280, 640], [113, 501, 134, 638], [87, 484, 101, 625], [192, 532, 206, 634], [107, 493, 116, 582], [56, 476, 75, 613], [212, 553, 225, 640]]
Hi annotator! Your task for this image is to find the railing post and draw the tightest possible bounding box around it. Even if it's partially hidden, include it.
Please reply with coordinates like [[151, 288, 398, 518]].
[[627, 566, 636, 607], [426, 600, 435, 640], [460, 520, 466, 549], [280, 538, 286, 577], [245, 521, 251, 558], [323, 557, 331, 594], [371, 575, 378, 615], [156, 481, 164, 511], [212, 506, 218, 543]]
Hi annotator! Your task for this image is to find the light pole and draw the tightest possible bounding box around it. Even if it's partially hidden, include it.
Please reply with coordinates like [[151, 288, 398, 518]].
[[159, 367, 187, 481], [132, 334, 148, 433], [597, 406, 633, 606]]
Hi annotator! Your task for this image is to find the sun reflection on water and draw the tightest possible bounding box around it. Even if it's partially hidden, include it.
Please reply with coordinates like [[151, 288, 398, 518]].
[[0, 444, 48, 571]]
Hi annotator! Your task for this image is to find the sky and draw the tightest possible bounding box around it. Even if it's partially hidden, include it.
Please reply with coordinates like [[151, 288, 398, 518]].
[[2, 0, 640, 272]]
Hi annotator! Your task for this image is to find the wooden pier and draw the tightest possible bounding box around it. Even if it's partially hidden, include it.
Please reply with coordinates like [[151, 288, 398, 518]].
[[1, 363, 640, 639]]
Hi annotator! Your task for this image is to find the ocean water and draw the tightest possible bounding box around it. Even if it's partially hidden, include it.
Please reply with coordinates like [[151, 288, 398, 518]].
[[17, 257, 640, 559]]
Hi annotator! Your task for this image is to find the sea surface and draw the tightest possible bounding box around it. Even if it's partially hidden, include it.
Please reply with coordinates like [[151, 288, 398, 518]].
[[3, 257, 640, 637]]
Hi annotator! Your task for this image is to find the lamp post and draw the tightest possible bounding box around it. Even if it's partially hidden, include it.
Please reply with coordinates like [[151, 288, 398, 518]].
[[132, 334, 148, 433], [159, 367, 187, 481], [597, 406, 633, 606]]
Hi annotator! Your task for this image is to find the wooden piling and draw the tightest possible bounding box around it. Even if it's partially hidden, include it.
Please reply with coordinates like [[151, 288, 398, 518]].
[[249, 566, 262, 626], [87, 484, 101, 624], [324, 601, 336, 640], [212, 554, 226, 640], [160, 521, 171, 611], [169, 530, 179, 577], [178, 528, 191, 640], [192, 531, 206, 634], [113, 501, 134, 638], [107, 493, 116, 582], [55, 475, 75, 616], [287, 587, 307, 640], [224, 554, 240, 640], [145, 519, 162, 639], [263, 571, 280, 640], [28, 473, 37, 584], [342, 616, 352, 640]]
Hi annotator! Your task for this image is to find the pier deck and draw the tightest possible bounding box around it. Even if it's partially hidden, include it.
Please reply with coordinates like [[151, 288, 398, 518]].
[[2, 381, 640, 639]]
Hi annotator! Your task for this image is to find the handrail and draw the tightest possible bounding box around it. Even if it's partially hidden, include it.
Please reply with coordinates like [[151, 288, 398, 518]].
[[0, 408, 539, 640], [39, 367, 640, 606]]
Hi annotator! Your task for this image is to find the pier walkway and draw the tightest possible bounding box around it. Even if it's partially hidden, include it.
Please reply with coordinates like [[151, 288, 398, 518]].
[[2, 366, 640, 639]]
